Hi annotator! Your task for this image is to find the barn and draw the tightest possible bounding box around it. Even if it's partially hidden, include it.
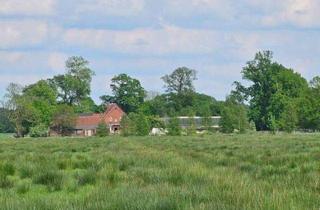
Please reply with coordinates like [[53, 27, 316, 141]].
[[74, 103, 125, 136]]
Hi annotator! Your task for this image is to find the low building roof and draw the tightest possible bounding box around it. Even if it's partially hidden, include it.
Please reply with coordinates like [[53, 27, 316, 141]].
[[75, 103, 125, 130]]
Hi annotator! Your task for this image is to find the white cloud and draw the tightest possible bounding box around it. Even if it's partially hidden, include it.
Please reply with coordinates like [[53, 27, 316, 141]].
[[75, 0, 145, 16], [166, 0, 235, 19], [0, 20, 48, 49], [63, 25, 221, 55], [0, 51, 24, 64], [0, 0, 56, 16], [0, 75, 44, 86], [246, 0, 320, 27]]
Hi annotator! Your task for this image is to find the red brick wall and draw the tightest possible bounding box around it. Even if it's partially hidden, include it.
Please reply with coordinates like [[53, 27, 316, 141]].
[[104, 106, 125, 124]]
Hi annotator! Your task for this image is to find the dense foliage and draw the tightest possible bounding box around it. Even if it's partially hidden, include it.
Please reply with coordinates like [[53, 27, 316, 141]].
[[1, 52, 319, 136], [100, 74, 146, 113], [220, 97, 249, 133], [0, 109, 14, 133], [95, 122, 109, 137], [233, 51, 319, 132]]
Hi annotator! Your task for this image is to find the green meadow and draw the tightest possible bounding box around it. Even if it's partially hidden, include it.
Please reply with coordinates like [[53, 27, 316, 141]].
[[0, 133, 320, 210]]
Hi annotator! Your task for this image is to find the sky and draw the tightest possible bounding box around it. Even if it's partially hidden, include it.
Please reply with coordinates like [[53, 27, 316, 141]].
[[0, 0, 319, 102]]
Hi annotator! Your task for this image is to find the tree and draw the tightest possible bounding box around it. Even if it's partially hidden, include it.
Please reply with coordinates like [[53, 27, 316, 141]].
[[0, 108, 14, 133], [120, 115, 135, 137], [102, 74, 146, 113], [2, 83, 38, 137], [278, 101, 298, 133], [51, 105, 76, 136], [310, 76, 320, 89], [297, 76, 320, 131], [147, 116, 166, 129], [74, 97, 97, 114], [119, 113, 150, 136], [162, 67, 197, 94], [134, 113, 150, 136], [23, 80, 57, 126], [234, 51, 308, 131], [50, 56, 95, 106], [96, 122, 109, 137], [268, 114, 278, 134], [220, 97, 249, 134]]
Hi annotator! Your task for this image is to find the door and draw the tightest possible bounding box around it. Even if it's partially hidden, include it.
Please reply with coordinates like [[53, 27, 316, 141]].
[[86, 130, 92, 137]]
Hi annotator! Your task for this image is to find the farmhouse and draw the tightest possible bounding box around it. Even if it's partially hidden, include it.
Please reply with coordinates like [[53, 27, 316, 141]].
[[74, 103, 125, 136]]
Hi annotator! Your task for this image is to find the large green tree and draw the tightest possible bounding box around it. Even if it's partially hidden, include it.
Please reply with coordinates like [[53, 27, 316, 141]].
[[101, 74, 146, 113], [51, 105, 76, 136], [234, 51, 308, 131], [297, 76, 320, 131], [50, 56, 95, 106], [162, 67, 197, 94], [2, 83, 38, 137], [23, 80, 57, 126], [140, 92, 221, 117]]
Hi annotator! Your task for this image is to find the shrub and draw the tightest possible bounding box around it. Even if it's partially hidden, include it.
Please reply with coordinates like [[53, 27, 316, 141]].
[[167, 117, 181, 136], [186, 117, 197, 136], [96, 122, 109, 137], [278, 102, 298, 133], [220, 99, 249, 133], [148, 116, 166, 129], [268, 114, 278, 134], [120, 113, 151, 136], [120, 115, 135, 136], [30, 124, 48, 137], [134, 113, 150, 136], [33, 170, 64, 191], [51, 105, 76, 136]]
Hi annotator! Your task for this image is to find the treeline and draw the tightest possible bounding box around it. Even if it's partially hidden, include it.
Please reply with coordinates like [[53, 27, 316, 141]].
[[1, 51, 319, 137], [232, 51, 320, 133]]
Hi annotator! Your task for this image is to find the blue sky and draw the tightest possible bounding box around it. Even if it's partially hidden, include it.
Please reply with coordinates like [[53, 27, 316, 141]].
[[0, 0, 319, 102]]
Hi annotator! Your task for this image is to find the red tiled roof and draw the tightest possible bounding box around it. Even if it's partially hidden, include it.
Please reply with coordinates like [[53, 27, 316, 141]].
[[75, 103, 125, 130]]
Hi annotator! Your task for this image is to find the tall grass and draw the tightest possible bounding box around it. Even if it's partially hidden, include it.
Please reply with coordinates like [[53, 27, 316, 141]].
[[0, 133, 319, 209]]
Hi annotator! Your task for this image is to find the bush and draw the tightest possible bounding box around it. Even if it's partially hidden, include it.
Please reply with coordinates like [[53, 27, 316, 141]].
[[135, 113, 150, 136], [186, 117, 197, 136], [120, 113, 151, 136], [220, 99, 249, 133], [148, 116, 166, 129], [278, 102, 298, 133], [167, 117, 181, 136], [120, 115, 135, 136], [96, 122, 109, 137], [30, 124, 48, 137]]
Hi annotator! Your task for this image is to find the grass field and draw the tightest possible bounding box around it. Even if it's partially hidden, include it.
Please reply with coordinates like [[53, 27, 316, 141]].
[[0, 133, 320, 210]]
